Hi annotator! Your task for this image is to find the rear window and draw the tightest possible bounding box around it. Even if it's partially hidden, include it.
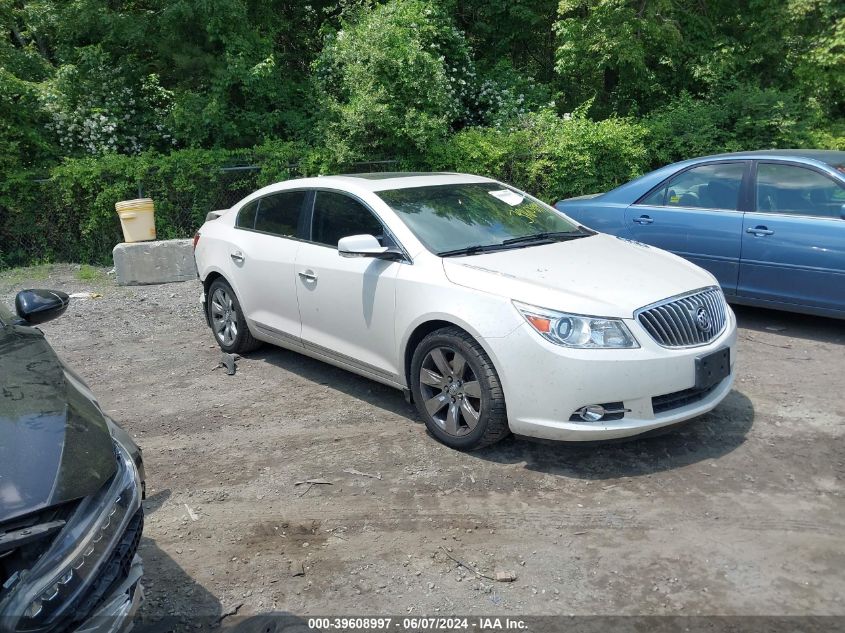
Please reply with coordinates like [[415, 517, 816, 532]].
[[235, 200, 258, 229]]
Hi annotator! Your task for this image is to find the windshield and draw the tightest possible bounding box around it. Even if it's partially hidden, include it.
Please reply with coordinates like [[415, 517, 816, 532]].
[[377, 182, 585, 255]]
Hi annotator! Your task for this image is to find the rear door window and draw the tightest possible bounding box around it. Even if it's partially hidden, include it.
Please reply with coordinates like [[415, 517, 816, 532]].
[[638, 162, 745, 211], [756, 163, 845, 218], [254, 191, 308, 237]]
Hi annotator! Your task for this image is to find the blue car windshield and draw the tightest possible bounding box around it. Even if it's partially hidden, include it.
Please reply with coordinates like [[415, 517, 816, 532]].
[[377, 183, 584, 255]]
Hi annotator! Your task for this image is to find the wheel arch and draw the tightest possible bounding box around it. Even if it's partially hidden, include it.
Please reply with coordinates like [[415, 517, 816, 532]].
[[202, 270, 230, 327], [203, 270, 225, 296], [402, 317, 501, 395]]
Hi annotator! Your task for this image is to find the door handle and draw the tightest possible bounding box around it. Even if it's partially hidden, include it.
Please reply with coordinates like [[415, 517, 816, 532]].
[[633, 215, 654, 225], [298, 270, 318, 282], [746, 226, 774, 236], [230, 250, 245, 262]]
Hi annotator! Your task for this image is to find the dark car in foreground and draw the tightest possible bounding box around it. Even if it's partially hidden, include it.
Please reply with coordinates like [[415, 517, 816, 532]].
[[0, 290, 145, 633], [556, 150, 845, 319]]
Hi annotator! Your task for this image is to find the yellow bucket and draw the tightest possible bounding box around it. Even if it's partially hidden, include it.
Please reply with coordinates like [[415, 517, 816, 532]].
[[115, 198, 156, 243]]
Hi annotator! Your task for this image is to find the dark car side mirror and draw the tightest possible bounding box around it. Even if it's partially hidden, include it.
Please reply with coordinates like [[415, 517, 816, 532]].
[[840, 203, 845, 220], [15, 289, 70, 326]]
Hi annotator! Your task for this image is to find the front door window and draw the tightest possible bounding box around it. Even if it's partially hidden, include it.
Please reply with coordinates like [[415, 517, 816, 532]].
[[639, 163, 745, 211]]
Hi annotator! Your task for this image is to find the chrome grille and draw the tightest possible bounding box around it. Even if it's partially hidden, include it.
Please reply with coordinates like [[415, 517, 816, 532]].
[[636, 287, 727, 348]]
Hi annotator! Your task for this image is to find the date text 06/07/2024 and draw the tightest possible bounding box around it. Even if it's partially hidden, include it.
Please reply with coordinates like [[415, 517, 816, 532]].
[[306, 617, 529, 631]]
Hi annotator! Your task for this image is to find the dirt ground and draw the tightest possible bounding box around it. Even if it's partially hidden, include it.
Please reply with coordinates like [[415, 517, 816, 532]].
[[2, 264, 844, 629]]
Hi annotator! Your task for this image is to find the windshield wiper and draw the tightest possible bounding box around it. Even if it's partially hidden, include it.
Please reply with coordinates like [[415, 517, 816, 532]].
[[438, 244, 505, 257], [438, 230, 593, 257], [501, 230, 591, 246]]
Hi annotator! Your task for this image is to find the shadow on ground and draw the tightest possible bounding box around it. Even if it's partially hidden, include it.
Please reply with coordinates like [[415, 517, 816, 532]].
[[732, 304, 844, 345], [142, 489, 172, 514], [252, 345, 418, 420], [134, 491, 222, 632], [251, 345, 754, 479], [468, 389, 754, 479], [132, 536, 222, 632], [221, 613, 312, 632]]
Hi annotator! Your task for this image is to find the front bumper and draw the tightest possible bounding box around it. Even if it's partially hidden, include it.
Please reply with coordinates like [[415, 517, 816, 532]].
[[0, 438, 144, 633], [489, 308, 738, 441]]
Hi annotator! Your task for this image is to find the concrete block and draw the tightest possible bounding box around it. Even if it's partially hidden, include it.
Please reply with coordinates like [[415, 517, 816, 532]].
[[113, 239, 197, 286]]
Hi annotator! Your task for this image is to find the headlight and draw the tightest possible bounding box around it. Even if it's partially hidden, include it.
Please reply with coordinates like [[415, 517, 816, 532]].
[[0, 440, 141, 632], [514, 301, 639, 349]]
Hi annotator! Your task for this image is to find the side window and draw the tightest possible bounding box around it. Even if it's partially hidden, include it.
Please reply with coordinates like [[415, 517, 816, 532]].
[[639, 186, 667, 206], [254, 191, 307, 237], [311, 191, 385, 247], [756, 163, 845, 218], [236, 200, 258, 229], [638, 162, 745, 211]]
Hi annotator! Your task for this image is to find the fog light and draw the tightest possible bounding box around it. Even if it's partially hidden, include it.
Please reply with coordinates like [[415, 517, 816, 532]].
[[570, 402, 629, 422], [577, 405, 606, 422]]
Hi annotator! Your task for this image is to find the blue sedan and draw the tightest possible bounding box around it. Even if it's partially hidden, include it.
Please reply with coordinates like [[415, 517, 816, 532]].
[[555, 150, 845, 319]]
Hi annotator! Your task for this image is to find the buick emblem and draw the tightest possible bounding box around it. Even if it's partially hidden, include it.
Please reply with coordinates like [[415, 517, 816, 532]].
[[694, 306, 712, 332]]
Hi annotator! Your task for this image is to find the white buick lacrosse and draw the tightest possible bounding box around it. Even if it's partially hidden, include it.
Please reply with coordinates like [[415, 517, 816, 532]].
[[194, 173, 736, 450]]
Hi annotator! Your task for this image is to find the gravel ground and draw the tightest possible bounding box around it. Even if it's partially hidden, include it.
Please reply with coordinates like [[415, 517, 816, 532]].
[[2, 264, 844, 629]]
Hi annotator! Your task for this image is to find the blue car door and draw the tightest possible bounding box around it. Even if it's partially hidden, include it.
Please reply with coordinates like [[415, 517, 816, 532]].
[[738, 161, 845, 313], [624, 161, 748, 295]]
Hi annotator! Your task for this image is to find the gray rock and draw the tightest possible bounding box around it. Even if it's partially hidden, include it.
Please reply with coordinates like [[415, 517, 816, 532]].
[[113, 239, 197, 286]]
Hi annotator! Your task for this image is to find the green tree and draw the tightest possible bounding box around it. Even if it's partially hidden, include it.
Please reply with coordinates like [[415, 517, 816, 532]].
[[554, 0, 684, 116], [450, 0, 559, 83], [553, 0, 845, 119], [312, 0, 476, 163]]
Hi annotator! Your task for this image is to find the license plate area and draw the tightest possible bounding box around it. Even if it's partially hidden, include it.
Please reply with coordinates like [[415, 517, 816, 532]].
[[695, 348, 730, 390]]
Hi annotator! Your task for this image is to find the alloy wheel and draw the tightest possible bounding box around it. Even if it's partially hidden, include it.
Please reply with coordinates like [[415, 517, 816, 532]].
[[419, 346, 482, 437], [210, 287, 238, 346]]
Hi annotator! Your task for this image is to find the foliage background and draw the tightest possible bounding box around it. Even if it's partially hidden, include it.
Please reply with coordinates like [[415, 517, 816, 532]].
[[1, 0, 843, 266]]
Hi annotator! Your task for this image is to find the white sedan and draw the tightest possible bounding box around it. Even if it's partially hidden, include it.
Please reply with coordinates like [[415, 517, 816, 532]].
[[194, 173, 737, 450]]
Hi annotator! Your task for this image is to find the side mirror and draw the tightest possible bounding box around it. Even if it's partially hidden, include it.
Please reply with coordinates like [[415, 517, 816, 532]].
[[840, 203, 845, 220], [338, 234, 403, 260], [15, 289, 70, 326]]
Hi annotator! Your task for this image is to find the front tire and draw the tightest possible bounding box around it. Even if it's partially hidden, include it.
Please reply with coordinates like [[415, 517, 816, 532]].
[[207, 278, 262, 354], [410, 327, 509, 450]]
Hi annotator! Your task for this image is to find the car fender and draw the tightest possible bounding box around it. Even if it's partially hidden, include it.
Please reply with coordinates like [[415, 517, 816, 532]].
[[396, 277, 523, 390]]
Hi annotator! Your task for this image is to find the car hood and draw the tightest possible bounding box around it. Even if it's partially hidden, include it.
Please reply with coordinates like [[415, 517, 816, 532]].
[[442, 233, 717, 318], [0, 325, 115, 524]]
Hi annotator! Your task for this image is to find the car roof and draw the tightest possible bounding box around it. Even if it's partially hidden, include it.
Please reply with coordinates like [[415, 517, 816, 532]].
[[278, 172, 497, 192], [580, 149, 845, 205], [693, 149, 845, 170]]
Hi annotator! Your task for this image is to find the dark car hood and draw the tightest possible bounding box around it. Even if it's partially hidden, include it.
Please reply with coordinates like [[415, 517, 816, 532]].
[[0, 325, 115, 523]]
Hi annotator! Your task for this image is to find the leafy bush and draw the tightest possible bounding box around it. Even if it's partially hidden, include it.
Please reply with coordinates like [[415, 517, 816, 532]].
[[42, 47, 175, 156], [2, 146, 273, 267], [427, 110, 650, 201], [0, 140, 387, 267], [313, 0, 474, 162], [645, 87, 845, 168]]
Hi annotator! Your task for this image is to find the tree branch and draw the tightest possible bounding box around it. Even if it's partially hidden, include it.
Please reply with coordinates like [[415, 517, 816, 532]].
[[10, 26, 28, 49]]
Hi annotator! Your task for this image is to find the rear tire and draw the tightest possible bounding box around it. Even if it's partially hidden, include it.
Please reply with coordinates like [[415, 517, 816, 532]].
[[410, 327, 509, 450], [207, 278, 262, 354]]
